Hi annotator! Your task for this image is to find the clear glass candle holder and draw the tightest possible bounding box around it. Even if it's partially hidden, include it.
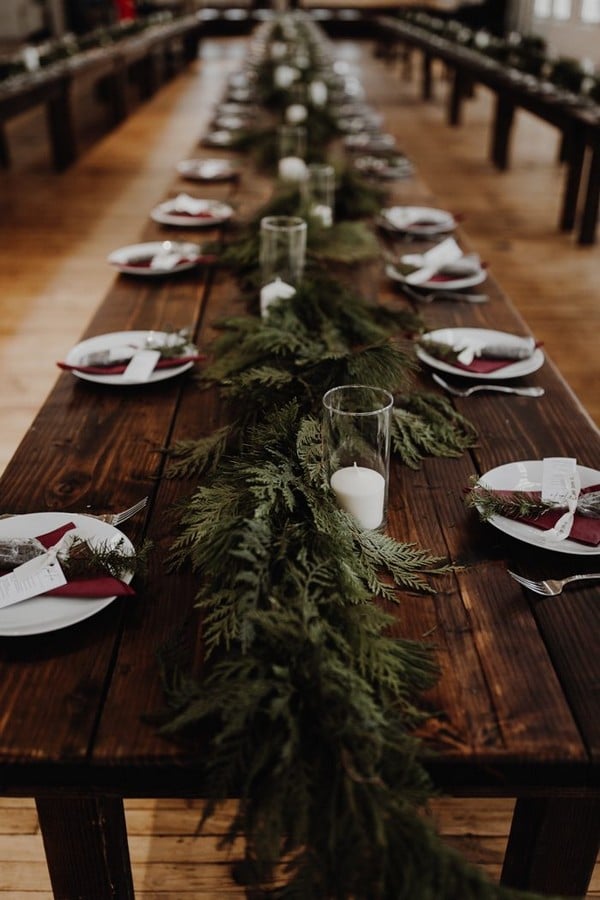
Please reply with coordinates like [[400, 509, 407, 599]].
[[304, 162, 335, 228], [259, 215, 307, 316], [322, 385, 394, 531], [277, 124, 308, 182]]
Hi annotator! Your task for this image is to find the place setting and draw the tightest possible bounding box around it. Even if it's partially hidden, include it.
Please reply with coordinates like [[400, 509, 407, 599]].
[[176, 157, 238, 183], [417, 326, 545, 380], [150, 193, 234, 228], [0, 510, 143, 637], [57, 328, 204, 386], [378, 205, 457, 237], [353, 153, 415, 180], [107, 240, 215, 276], [385, 236, 488, 302], [466, 457, 600, 557]]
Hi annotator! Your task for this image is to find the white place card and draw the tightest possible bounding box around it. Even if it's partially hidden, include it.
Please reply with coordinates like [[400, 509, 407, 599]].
[[121, 350, 161, 382], [0, 553, 67, 610]]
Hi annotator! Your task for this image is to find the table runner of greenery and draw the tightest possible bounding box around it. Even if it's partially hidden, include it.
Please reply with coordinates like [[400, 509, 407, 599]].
[[155, 15, 559, 899]]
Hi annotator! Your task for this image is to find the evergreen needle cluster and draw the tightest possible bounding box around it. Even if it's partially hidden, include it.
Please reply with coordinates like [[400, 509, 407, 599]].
[[465, 482, 554, 521], [61, 536, 150, 580]]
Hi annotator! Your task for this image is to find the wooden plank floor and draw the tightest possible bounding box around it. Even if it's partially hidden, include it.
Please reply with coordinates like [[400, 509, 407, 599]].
[[0, 34, 598, 899]]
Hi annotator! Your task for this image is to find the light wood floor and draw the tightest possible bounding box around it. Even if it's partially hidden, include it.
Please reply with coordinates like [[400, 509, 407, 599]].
[[0, 35, 598, 899]]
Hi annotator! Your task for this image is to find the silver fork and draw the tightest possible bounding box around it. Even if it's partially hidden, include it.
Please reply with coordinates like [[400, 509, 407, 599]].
[[413, 289, 489, 304], [95, 497, 148, 525], [399, 281, 489, 304], [507, 569, 600, 596], [432, 373, 545, 398]]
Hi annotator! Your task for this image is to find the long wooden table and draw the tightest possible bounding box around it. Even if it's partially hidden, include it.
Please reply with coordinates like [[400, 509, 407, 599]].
[[374, 14, 600, 246], [0, 14, 202, 171], [1, 37, 599, 900]]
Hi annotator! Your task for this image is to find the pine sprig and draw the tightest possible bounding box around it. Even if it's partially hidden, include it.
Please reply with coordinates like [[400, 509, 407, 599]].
[[61, 536, 150, 580], [392, 393, 478, 470], [465, 480, 552, 521], [165, 425, 232, 479]]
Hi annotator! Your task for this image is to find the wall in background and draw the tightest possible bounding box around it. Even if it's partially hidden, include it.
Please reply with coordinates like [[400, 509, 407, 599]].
[[509, 0, 600, 63]]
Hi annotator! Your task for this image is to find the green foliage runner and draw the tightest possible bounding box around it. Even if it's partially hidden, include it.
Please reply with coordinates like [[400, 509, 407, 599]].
[[156, 15, 562, 900]]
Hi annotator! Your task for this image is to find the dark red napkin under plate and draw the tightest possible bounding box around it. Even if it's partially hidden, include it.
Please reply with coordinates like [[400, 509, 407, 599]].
[[57, 354, 205, 376], [35, 522, 135, 597], [491, 483, 600, 546]]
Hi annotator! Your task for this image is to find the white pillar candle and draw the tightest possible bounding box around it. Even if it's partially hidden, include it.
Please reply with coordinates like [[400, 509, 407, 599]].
[[309, 80, 328, 107], [278, 156, 308, 182], [311, 204, 333, 227], [274, 64, 298, 89], [285, 104, 308, 124], [330, 463, 385, 530], [260, 277, 296, 317]]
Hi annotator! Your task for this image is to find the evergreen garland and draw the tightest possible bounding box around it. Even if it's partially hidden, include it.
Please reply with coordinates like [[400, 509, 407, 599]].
[[154, 17, 560, 900]]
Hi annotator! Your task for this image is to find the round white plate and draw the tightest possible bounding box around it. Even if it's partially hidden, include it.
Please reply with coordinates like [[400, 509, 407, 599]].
[[386, 262, 486, 292], [150, 198, 233, 228], [65, 330, 195, 386], [213, 115, 246, 131], [0, 512, 134, 636], [475, 461, 600, 555], [416, 328, 545, 381], [176, 158, 237, 182], [380, 205, 456, 236], [107, 241, 203, 276], [202, 130, 234, 147]]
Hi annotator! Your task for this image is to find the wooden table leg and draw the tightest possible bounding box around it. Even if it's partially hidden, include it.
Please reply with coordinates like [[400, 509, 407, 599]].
[[448, 67, 467, 127], [421, 51, 432, 101], [36, 796, 135, 899], [501, 797, 600, 896], [490, 93, 515, 171], [559, 124, 585, 233], [0, 124, 9, 168], [46, 78, 77, 172], [578, 142, 599, 245]]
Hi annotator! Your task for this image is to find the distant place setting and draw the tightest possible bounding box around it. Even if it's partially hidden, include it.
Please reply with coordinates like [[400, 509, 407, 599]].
[[150, 193, 234, 227], [107, 240, 213, 275]]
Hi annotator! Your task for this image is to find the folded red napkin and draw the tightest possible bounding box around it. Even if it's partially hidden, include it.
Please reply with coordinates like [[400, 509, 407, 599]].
[[36, 522, 136, 597], [57, 354, 205, 376], [493, 483, 600, 546], [429, 260, 488, 283], [451, 357, 520, 374], [124, 254, 216, 269]]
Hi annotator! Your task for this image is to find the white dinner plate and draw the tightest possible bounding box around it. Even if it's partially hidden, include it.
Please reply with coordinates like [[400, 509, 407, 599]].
[[416, 328, 545, 381], [386, 262, 486, 292], [176, 158, 237, 182], [475, 461, 600, 555], [0, 512, 134, 636], [380, 205, 456, 236], [150, 197, 233, 228], [202, 130, 235, 147], [107, 241, 203, 276], [65, 330, 196, 386]]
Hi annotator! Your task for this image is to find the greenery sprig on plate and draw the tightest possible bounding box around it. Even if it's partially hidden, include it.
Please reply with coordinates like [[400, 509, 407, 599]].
[[466, 480, 558, 521]]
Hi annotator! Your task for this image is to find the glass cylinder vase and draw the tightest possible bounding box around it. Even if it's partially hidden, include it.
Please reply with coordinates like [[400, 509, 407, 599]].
[[322, 385, 394, 531]]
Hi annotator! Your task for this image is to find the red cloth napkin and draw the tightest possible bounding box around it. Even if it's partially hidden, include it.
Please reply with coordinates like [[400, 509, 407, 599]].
[[450, 357, 520, 374], [56, 354, 205, 376], [36, 522, 135, 597], [493, 483, 600, 546], [444, 342, 543, 375], [123, 254, 216, 269]]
